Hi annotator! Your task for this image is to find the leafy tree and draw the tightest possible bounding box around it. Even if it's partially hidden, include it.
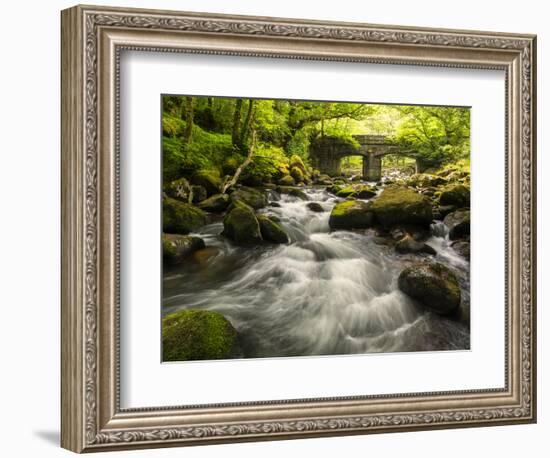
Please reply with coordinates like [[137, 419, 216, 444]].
[[391, 106, 470, 170]]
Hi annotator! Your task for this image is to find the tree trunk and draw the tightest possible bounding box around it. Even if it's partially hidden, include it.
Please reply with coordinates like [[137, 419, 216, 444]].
[[182, 96, 194, 145], [232, 99, 243, 148], [239, 99, 256, 148]]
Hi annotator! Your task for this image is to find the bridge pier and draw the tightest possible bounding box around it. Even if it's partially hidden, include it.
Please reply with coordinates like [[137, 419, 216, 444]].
[[362, 152, 382, 182]]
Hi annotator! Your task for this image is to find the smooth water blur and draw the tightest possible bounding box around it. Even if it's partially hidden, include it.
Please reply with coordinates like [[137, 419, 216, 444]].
[[163, 186, 470, 358]]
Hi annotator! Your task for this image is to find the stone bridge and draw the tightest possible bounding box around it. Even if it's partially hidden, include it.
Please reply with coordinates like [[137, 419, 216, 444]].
[[309, 134, 419, 181]]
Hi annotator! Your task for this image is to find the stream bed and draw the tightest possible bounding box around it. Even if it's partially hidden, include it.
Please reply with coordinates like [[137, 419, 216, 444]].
[[163, 185, 470, 358]]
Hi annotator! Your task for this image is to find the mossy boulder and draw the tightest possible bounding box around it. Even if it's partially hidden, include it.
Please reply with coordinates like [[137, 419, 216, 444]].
[[444, 209, 470, 240], [190, 169, 222, 196], [289, 155, 307, 174], [163, 197, 207, 234], [408, 173, 447, 188], [288, 188, 309, 200], [222, 205, 262, 245], [290, 166, 305, 183], [369, 186, 433, 228], [257, 216, 289, 244], [336, 186, 356, 198], [354, 185, 377, 199], [190, 185, 208, 203], [162, 310, 240, 361], [398, 262, 461, 315], [315, 174, 333, 185], [197, 193, 230, 213], [230, 186, 267, 209], [306, 202, 325, 212], [439, 184, 470, 207], [326, 184, 344, 195], [278, 174, 295, 186], [226, 198, 254, 213], [164, 178, 193, 202], [162, 234, 205, 264], [329, 200, 375, 230]]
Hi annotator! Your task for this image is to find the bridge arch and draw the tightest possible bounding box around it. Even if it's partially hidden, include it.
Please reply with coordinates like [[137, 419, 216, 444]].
[[309, 135, 423, 181]]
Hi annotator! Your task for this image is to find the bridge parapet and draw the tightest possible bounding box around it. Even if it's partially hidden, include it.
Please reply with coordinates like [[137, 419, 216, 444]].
[[352, 134, 395, 146]]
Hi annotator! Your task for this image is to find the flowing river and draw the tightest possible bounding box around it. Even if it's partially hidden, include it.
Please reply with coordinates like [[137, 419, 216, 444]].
[[163, 185, 470, 358]]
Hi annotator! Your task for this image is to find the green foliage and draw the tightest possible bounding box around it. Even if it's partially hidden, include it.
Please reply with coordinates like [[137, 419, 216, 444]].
[[239, 144, 289, 185], [162, 96, 470, 186], [391, 106, 470, 168], [162, 113, 233, 181]]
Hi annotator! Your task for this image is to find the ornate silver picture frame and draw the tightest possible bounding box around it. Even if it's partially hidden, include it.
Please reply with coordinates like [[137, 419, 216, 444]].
[[61, 4, 536, 453]]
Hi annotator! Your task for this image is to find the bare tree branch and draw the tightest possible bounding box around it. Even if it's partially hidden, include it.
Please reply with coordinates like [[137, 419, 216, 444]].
[[221, 130, 257, 194]]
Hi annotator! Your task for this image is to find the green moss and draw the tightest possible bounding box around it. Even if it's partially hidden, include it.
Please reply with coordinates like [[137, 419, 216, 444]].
[[257, 216, 289, 244], [288, 188, 308, 200], [369, 186, 433, 228], [397, 262, 461, 315], [336, 186, 356, 198], [278, 175, 295, 186], [162, 309, 239, 361], [191, 169, 222, 196], [289, 154, 306, 172], [290, 166, 304, 183], [197, 193, 230, 213], [329, 200, 375, 230], [240, 144, 290, 185], [438, 184, 470, 207], [222, 206, 263, 245], [326, 184, 344, 195], [230, 187, 267, 209], [163, 198, 207, 234]]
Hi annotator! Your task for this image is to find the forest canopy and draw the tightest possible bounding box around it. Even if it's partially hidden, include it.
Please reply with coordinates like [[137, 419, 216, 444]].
[[162, 95, 470, 184]]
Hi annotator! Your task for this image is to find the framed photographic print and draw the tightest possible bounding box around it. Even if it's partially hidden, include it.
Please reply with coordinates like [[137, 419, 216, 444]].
[[61, 4, 537, 453]]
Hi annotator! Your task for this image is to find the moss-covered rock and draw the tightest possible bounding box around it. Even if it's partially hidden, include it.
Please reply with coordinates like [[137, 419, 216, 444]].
[[230, 186, 267, 209], [290, 166, 304, 183], [326, 184, 344, 195], [190, 169, 222, 196], [222, 205, 263, 245], [354, 185, 377, 199], [315, 174, 333, 185], [163, 234, 205, 264], [289, 154, 307, 174], [335, 185, 356, 198], [306, 202, 325, 212], [329, 200, 375, 230], [408, 173, 447, 188], [398, 262, 461, 315], [162, 309, 240, 361], [163, 197, 207, 234], [439, 184, 470, 207], [444, 209, 470, 240], [278, 174, 295, 186], [164, 179, 207, 204], [257, 215, 289, 244], [369, 186, 433, 228], [197, 193, 230, 213], [288, 188, 309, 200], [226, 198, 254, 213]]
